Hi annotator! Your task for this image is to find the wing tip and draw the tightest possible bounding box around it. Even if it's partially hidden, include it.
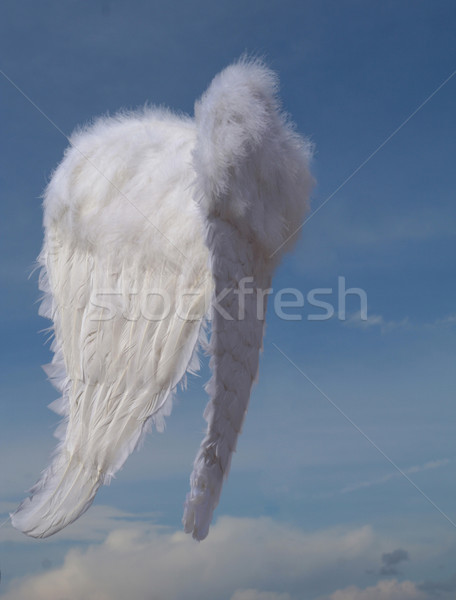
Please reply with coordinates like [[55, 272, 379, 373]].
[[182, 454, 225, 541], [11, 455, 102, 538]]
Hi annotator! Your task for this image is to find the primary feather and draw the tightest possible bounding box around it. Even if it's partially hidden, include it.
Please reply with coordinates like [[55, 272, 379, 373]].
[[12, 58, 314, 540]]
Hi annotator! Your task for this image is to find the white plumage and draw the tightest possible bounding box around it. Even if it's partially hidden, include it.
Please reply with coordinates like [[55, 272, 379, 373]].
[[12, 59, 314, 540]]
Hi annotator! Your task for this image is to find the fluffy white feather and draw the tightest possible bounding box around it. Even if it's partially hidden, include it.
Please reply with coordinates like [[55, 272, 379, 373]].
[[12, 58, 314, 540], [183, 58, 314, 539]]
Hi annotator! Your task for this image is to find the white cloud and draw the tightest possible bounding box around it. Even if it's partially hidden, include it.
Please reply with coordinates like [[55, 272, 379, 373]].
[[432, 314, 456, 326], [345, 310, 456, 335], [2, 509, 456, 600], [231, 591, 293, 600], [318, 579, 428, 600], [344, 311, 409, 333], [1, 517, 383, 600], [339, 458, 451, 495]]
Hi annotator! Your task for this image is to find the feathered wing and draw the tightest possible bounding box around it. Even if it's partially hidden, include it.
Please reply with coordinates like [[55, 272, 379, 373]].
[[12, 110, 212, 538], [12, 59, 313, 541], [183, 59, 314, 540]]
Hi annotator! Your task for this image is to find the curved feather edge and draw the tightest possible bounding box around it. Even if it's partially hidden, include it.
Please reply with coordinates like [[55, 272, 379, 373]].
[[12, 252, 208, 538]]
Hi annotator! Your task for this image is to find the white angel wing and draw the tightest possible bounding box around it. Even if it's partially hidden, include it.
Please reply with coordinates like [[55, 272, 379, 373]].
[[183, 60, 314, 539], [12, 59, 313, 541], [12, 110, 212, 538]]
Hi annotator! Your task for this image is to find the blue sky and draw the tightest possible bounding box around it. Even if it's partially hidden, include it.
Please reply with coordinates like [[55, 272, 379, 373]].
[[1, 1, 455, 598]]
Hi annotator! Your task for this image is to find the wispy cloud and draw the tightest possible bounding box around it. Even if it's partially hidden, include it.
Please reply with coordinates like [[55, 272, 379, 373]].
[[344, 311, 456, 334], [344, 310, 409, 334], [339, 458, 451, 495], [432, 314, 456, 327], [317, 578, 428, 600], [231, 591, 293, 600]]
